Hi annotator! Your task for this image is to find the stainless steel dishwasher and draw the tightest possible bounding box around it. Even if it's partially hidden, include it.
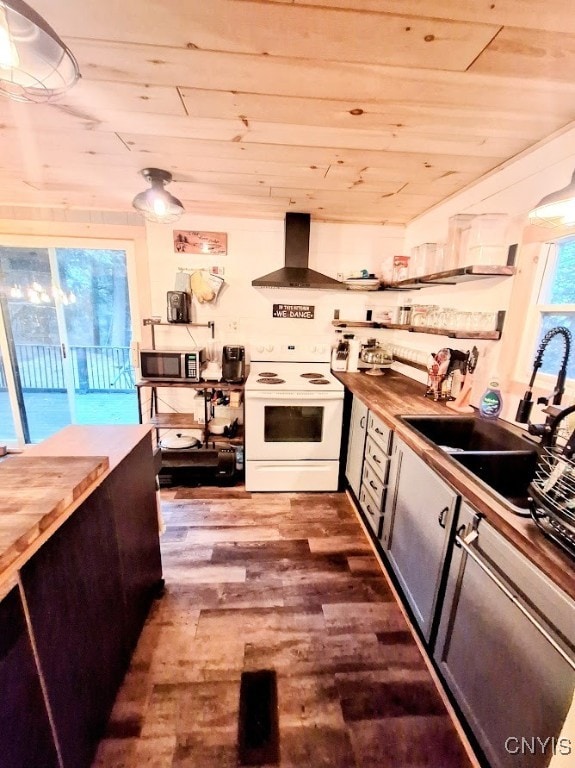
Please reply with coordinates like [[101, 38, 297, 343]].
[[434, 502, 575, 768]]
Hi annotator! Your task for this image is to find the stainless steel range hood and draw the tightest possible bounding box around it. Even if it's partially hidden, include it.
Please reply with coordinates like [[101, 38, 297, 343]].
[[252, 212, 342, 290]]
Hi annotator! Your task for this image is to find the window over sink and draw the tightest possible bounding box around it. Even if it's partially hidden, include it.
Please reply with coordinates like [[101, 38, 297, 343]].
[[535, 236, 575, 380]]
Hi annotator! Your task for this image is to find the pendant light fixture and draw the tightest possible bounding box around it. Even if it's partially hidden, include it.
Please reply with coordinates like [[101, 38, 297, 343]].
[[528, 168, 575, 228], [132, 168, 185, 224], [0, 0, 80, 102]]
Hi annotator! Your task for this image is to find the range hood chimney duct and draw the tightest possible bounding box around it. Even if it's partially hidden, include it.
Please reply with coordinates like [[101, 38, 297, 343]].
[[252, 212, 342, 290]]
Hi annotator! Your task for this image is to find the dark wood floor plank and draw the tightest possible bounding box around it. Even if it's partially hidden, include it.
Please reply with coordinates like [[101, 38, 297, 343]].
[[90, 488, 474, 768], [210, 539, 312, 563]]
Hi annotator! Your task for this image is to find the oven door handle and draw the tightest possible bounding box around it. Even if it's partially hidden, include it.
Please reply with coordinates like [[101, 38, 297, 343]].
[[245, 391, 344, 401]]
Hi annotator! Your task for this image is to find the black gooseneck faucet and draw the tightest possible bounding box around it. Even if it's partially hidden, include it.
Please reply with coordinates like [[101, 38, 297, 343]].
[[515, 326, 572, 444]]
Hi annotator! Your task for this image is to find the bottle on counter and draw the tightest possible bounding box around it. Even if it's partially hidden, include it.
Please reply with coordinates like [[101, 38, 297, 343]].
[[346, 335, 361, 372], [479, 376, 503, 419]]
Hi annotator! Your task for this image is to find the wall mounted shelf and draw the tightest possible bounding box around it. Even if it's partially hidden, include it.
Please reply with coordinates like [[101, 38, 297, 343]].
[[336, 263, 516, 292], [332, 310, 505, 340], [394, 264, 516, 289], [143, 318, 215, 341]]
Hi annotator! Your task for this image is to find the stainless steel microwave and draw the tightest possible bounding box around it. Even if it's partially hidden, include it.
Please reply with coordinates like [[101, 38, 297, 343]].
[[140, 348, 205, 382]]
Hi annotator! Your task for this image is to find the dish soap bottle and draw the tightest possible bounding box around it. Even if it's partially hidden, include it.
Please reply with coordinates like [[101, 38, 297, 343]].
[[479, 376, 503, 419]]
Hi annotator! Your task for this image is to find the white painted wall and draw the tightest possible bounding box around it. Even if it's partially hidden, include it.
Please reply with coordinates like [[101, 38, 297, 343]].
[[144, 214, 405, 354]]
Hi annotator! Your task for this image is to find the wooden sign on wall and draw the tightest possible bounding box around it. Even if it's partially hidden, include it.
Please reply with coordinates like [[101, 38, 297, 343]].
[[273, 304, 315, 319], [173, 230, 227, 254]]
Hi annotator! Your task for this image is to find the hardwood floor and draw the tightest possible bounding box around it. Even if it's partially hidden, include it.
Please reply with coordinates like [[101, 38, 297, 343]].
[[91, 488, 475, 768]]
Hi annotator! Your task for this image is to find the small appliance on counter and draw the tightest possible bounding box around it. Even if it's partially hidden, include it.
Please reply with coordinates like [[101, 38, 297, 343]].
[[202, 341, 223, 381], [159, 431, 202, 450], [222, 345, 246, 383], [330, 335, 349, 371], [140, 348, 205, 381], [167, 290, 191, 323]]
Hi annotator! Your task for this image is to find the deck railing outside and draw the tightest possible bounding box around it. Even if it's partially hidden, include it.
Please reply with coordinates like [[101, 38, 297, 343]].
[[0, 344, 134, 393]]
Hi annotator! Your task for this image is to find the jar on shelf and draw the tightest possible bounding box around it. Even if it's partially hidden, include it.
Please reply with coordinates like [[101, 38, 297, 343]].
[[398, 305, 412, 324], [466, 213, 509, 265], [392, 255, 410, 282], [380, 255, 395, 286], [410, 243, 439, 277], [444, 214, 476, 270]]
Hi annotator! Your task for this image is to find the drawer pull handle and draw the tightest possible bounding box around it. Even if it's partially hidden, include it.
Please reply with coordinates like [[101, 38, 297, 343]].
[[372, 454, 381, 463], [369, 480, 378, 490], [456, 531, 575, 672], [375, 427, 383, 435], [438, 506, 449, 528], [360, 416, 366, 428]]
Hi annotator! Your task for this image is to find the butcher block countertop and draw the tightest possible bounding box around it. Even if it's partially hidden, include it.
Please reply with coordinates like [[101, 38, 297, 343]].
[[0, 425, 153, 587], [334, 369, 575, 602]]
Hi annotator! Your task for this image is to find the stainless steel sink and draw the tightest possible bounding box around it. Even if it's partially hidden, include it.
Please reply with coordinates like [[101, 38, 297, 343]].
[[398, 414, 539, 512]]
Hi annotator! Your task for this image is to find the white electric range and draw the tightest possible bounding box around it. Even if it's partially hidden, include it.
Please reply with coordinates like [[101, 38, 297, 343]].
[[244, 342, 344, 492]]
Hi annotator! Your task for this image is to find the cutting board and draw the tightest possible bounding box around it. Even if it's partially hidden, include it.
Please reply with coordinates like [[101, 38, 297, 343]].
[[0, 455, 109, 577]]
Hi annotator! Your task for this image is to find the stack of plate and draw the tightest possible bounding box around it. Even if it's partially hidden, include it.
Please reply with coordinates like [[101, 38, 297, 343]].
[[344, 278, 381, 291]]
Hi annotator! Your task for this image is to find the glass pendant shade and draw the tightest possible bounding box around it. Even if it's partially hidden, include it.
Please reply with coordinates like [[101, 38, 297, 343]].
[[529, 169, 575, 228], [0, 0, 80, 102], [132, 168, 185, 224]]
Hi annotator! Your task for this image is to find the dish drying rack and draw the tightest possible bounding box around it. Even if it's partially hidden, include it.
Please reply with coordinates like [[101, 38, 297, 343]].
[[529, 404, 575, 558]]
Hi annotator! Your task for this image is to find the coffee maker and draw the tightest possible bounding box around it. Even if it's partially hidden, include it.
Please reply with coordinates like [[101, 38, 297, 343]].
[[222, 345, 245, 383]]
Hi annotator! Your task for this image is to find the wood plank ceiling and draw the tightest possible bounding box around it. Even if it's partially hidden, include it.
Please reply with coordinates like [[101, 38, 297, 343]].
[[2, 0, 575, 224]]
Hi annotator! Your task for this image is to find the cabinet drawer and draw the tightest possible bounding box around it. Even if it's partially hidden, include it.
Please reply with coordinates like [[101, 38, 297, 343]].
[[367, 412, 392, 453], [359, 484, 384, 538], [364, 435, 390, 482], [362, 457, 386, 509]]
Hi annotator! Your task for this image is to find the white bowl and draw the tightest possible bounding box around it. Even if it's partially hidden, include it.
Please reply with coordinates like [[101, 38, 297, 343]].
[[344, 278, 381, 291], [209, 417, 230, 435]]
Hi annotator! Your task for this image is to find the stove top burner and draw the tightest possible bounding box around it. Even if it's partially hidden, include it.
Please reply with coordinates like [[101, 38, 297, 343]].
[[259, 371, 277, 377], [300, 372, 325, 378], [309, 378, 330, 384], [257, 377, 285, 384]]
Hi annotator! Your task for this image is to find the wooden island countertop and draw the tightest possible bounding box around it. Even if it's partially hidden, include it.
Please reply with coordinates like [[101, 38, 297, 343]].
[[0, 425, 153, 587], [334, 369, 575, 602]]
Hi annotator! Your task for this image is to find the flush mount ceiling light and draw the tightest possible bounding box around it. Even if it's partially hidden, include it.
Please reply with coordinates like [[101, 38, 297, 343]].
[[0, 0, 80, 102], [132, 168, 185, 224], [528, 168, 575, 228]]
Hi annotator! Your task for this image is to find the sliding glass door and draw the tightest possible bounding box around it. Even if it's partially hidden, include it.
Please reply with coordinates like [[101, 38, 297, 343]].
[[0, 243, 138, 444]]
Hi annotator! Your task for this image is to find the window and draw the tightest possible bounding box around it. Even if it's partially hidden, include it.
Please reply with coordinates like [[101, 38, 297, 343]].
[[531, 237, 575, 381], [0, 241, 139, 445]]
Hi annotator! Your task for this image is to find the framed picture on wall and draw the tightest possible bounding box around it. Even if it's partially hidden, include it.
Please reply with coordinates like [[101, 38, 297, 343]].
[[173, 230, 228, 255]]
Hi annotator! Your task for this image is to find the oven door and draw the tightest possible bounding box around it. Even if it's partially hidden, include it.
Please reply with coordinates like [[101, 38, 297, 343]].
[[245, 391, 343, 461]]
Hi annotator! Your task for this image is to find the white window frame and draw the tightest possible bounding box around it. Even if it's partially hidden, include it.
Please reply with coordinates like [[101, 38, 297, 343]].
[[514, 238, 575, 401], [0, 234, 141, 448]]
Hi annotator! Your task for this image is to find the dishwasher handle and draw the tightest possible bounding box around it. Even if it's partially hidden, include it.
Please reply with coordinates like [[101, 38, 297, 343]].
[[456, 530, 575, 672]]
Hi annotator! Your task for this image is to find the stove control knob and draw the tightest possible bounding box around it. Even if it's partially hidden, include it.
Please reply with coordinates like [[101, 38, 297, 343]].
[[310, 345, 317, 352], [266, 344, 274, 352], [256, 345, 265, 353]]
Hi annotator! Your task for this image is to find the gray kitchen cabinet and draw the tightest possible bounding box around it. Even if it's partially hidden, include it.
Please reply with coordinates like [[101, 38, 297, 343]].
[[381, 437, 458, 641], [434, 502, 575, 768], [358, 412, 394, 538], [345, 395, 368, 498]]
